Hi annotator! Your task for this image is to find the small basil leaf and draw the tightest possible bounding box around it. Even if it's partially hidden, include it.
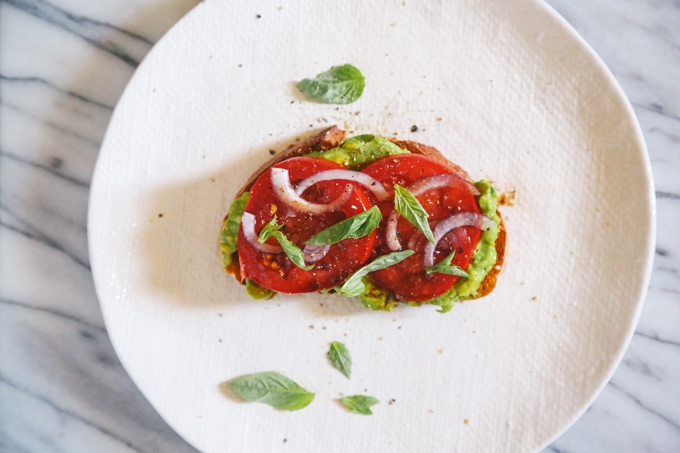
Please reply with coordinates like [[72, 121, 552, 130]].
[[219, 192, 250, 268], [258, 216, 314, 271], [425, 251, 470, 278], [245, 278, 277, 300], [328, 341, 352, 379], [306, 206, 382, 246], [257, 215, 283, 243], [340, 395, 379, 415], [296, 64, 365, 104], [394, 184, 435, 244], [229, 371, 315, 411], [337, 250, 415, 297]]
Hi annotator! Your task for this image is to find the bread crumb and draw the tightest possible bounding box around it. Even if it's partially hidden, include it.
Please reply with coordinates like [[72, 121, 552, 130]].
[[497, 190, 516, 206]]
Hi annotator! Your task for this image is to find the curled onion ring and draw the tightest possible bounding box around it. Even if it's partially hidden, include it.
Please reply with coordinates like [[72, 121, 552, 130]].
[[271, 168, 353, 214], [295, 170, 389, 201], [407, 174, 480, 197], [385, 174, 481, 251], [303, 243, 331, 263], [423, 213, 496, 268], [241, 212, 283, 254]]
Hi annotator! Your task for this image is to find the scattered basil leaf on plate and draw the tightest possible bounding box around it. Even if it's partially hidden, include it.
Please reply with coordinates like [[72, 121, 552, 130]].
[[306, 206, 382, 246], [328, 341, 352, 379], [228, 371, 315, 411], [337, 250, 415, 297], [259, 215, 314, 270], [394, 184, 435, 244], [425, 251, 470, 278], [340, 395, 379, 415], [296, 64, 365, 104]]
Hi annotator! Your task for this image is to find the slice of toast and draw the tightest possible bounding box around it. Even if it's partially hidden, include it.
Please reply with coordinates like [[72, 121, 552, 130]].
[[226, 126, 505, 300]]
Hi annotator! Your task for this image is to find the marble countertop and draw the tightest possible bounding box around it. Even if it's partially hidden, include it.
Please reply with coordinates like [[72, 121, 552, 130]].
[[1, 0, 678, 452]]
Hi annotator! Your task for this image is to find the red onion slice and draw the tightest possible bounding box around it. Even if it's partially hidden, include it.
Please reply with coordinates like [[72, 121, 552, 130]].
[[384, 174, 480, 251], [270, 168, 353, 214], [385, 210, 402, 251], [408, 174, 480, 197], [295, 170, 389, 201], [407, 229, 423, 251], [241, 212, 283, 254], [303, 243, 330, 263], [423, 213, 496, 268]]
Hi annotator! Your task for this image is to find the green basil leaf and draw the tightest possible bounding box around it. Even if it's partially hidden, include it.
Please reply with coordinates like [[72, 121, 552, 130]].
[[258, 216, 314, 271], [219, 192, 250, 268], [245, 278, 277, 300], [425, 251, 470, 278], [340, 395, 379, 415], [337, 250, 415, 297], [229, 371, 315, 411], [394, 184, 435, 244], [296, 64, 365, 104], [306, 206, 382, 246], [328, 341, 352, 379]]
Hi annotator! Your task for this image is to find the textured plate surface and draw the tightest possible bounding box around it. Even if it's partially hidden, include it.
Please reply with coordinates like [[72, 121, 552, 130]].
[[88, 0, 655, 451]]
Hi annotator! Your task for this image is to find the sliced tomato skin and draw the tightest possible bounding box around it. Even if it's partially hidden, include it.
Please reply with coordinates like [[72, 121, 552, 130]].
[[361, 154, 482, 302], [238, 157, 376, 294]]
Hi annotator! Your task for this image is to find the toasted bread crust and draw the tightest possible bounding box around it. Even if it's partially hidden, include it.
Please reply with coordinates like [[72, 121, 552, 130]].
[[474, 215, 506, 299], [226, 126, 505, 302], [235, 126, 346, 199]]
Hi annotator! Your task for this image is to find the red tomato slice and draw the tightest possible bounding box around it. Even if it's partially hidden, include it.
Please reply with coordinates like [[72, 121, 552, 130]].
[[361, 154, 482, 301], [239, 157, 376, 294]]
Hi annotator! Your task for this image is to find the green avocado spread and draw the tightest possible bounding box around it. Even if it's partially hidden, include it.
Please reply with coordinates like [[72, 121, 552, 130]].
[[309, 134, 409, 170], [219, 135, 500, 313]]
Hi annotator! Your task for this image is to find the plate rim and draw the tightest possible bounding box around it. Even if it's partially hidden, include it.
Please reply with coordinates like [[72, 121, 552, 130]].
[[87, 0, 657, 451]]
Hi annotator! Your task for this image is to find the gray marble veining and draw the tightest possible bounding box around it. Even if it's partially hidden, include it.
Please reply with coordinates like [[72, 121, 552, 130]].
[[1, 0, 679, 452]]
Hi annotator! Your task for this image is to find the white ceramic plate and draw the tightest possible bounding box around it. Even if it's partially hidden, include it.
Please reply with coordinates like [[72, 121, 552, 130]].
[[89, 0, 655, 451]]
